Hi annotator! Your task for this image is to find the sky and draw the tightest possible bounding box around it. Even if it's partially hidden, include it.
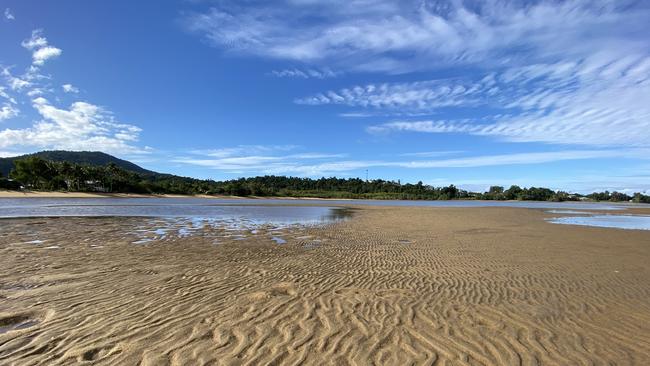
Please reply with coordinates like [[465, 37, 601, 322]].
[[0, 0, 649, 194]]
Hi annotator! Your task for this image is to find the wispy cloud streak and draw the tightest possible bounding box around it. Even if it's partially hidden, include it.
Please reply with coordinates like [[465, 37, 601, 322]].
[[4, 8, 14, 20], [176, 147, 648, 177], [270, 68, 340, 79], [184, 1, 649, 73]]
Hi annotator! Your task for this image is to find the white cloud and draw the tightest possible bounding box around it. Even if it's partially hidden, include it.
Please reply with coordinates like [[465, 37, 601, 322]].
[[391, 150, 649, 169], [350, 54, 650, 146], [32, 46, 62, 66], [174, 145, 350, 174], [0, 86, 16, 104], [186, 1, 650, 148], [0, 97, 144, 155], [22, 30, 62, 66], [1, 68, 31, 91], [400, 151, 464, 158], [62, 83, 79, 93], [445, 174, 650, 196], [4, 8, 14, 20], [193, 145, 298, 158], [0, 30, 149, 157], [184, 1, 649, 73], [0, 151, 27, 158], [295, 78, 485, 108], [0, 104, 19, 121], [368, 120, 474, 134], [175, 146, 648, 177], [270, 68, 340, 79], [21, 30, 49, 50], [288, 153, 347, 159]]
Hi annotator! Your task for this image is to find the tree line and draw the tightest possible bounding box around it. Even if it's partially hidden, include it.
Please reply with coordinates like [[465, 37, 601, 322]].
[[1, 156, 649, 203]]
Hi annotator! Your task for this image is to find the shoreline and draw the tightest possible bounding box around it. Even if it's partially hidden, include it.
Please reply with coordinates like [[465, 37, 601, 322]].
[[0, 189, 644, 206], [0, 190, 358, 201]]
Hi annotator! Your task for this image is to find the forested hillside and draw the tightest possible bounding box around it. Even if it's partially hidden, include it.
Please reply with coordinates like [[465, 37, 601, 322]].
[[0, 151, 154, 177]]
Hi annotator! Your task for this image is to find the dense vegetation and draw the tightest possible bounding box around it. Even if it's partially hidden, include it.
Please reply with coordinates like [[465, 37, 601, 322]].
[[0, 150, 154, 177], [2, 154, 648, 204]]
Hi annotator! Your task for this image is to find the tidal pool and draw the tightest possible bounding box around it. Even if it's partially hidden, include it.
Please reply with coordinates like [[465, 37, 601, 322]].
[[0, 197, 630, 216], [545, 210, 593, 214], [547, 215, 650, 231], [0, 199, 353, 227]]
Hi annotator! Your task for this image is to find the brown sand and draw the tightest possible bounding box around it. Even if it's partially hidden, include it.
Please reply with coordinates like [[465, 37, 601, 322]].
[[1, 206, 649, 365]]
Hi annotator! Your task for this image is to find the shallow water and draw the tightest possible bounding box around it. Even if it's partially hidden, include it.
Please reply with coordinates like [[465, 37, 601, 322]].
[[0, 198, 353, 226], [547, 215, 650, 231], [111, 214, 344, 245], [271, 237, 287, 244], [0, 197, 630, 218], [545, 210, 593, 214], [0, 316, 39, 335], [2, 197, 644, 233]]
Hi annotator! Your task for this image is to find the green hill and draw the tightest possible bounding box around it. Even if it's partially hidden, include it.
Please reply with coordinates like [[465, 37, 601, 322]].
[[0, 150, 155, 177]]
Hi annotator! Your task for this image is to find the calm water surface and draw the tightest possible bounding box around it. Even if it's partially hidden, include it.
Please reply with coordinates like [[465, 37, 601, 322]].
[[547, 215, 650, 231], [0, 197, 646, 229], [0, 198, 354, 225], [0, 197, 631, 211]]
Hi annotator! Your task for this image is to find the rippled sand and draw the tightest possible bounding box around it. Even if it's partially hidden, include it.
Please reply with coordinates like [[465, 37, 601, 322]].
[[1, 206, 650, 365]]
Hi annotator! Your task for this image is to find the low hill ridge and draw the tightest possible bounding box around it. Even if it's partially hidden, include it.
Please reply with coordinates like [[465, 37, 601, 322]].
[[0, 151, 154, 177]]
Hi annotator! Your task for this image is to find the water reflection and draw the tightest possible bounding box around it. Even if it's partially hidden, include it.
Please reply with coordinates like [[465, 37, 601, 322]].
[[545, 210, 592, 214], [547, 215, 650, 231], [0, 200, 354, 226], [125, 213, 349, 245], [0, 197, 631, 216]]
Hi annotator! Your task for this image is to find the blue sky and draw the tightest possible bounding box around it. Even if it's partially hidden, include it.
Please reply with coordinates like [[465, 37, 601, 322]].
[[1, 0, 649, 193]]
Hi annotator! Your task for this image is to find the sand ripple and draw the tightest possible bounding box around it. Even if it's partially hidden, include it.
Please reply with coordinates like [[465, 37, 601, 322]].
[[1, 207, 650, 365]]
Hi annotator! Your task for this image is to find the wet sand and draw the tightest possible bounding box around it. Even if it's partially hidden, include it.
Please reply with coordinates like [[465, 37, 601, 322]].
[[1, 206, 650, 365]]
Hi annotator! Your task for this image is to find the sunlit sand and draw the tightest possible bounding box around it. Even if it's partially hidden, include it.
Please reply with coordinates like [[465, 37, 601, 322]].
[[2, 206, 650, 365]]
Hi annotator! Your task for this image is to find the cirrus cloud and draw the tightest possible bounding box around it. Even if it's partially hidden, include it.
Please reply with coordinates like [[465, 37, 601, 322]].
[[184, 0, 649, 73], [4, 8, 14, 21]]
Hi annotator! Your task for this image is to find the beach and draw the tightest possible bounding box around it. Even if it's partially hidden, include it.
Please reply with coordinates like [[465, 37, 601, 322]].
[[1, 206, 650, 365]]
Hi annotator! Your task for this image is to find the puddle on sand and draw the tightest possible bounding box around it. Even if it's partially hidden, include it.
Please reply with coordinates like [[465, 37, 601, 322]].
[[271, 237, 287, 244], [0, 315, 39, 334], [1, 200, 355, 223], [546, 210, 593, 214], [547, 215, 650, 231], [302, 240, 322, 250], [126, 214, 344, 246]]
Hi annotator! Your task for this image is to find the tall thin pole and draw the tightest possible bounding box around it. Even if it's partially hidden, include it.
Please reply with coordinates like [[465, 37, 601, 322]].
[[365, 169, 368, 182]]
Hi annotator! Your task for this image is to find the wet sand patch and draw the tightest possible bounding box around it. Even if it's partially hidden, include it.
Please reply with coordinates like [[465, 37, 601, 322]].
[[1, 206, 649, 365]]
